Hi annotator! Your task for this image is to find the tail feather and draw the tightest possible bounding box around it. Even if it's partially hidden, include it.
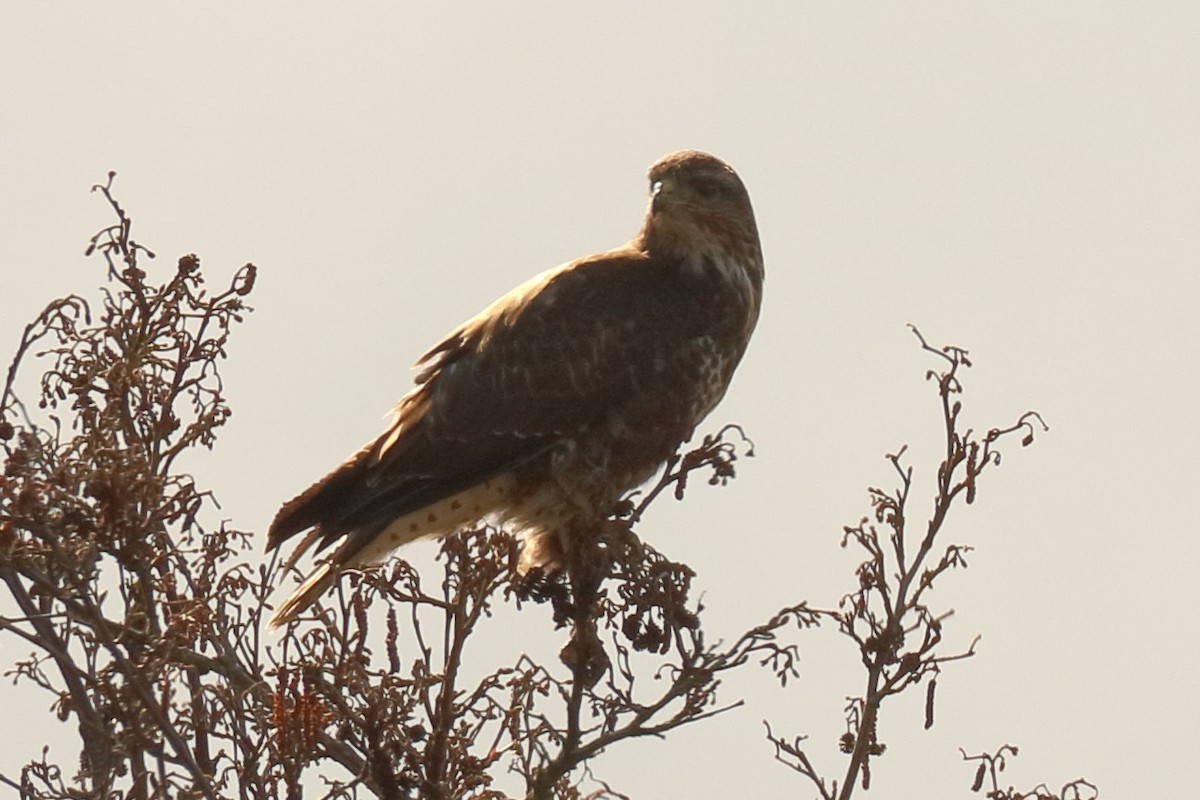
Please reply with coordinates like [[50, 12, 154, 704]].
[[267, 477, 522, 628], [269, 562, 337, 629]]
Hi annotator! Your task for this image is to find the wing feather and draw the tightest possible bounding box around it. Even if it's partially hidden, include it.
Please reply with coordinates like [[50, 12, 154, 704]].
[[267, 245, 711, 561]]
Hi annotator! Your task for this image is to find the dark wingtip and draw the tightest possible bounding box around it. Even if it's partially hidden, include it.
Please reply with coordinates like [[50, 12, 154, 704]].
[[265, 494, 311, 551], [266, 440, 379, 553]]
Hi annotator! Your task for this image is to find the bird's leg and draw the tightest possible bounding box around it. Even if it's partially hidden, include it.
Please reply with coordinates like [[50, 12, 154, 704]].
[[556, 520, 612, 690]]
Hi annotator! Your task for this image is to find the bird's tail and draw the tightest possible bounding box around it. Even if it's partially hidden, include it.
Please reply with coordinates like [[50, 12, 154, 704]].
[[269, 562, 337, 629]]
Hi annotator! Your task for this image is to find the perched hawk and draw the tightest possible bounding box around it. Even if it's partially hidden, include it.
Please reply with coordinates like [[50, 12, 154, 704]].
[[267, 150, 764, 627]]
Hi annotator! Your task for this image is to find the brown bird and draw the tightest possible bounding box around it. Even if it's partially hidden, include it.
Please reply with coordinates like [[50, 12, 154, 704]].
[[266, 150, 764, 627]]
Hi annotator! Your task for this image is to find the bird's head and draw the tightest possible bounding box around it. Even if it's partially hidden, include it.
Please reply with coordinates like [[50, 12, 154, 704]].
[[647, 150, 752, 217], [639, 150, 763, 287]]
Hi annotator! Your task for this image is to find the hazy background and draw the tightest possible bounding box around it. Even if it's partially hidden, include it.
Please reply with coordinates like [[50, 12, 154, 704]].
[[2, 3, 1196, 796]]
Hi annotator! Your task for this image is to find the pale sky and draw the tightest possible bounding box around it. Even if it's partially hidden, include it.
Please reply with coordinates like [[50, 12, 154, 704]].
[[2, 3, 1197, 797]]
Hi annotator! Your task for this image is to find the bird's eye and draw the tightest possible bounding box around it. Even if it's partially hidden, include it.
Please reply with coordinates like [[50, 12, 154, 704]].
[[686, 180, 710, 199]]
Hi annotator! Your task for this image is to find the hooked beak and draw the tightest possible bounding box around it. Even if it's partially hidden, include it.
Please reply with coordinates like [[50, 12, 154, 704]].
[[651, 177, 675, 214]]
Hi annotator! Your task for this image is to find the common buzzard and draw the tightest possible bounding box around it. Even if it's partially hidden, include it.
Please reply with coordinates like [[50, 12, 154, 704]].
[[267, 150, 764, 627]]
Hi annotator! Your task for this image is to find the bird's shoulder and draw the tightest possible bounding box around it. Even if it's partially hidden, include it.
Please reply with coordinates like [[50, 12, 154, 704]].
[[411, 243, 685, 382]]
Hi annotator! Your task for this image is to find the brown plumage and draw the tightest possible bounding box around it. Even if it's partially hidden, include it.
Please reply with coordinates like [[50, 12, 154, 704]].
[[266, 150, 764, 627]]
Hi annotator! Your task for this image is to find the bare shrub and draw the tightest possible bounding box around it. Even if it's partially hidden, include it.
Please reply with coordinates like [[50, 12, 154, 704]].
[[1, 178, 1088, 799]]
